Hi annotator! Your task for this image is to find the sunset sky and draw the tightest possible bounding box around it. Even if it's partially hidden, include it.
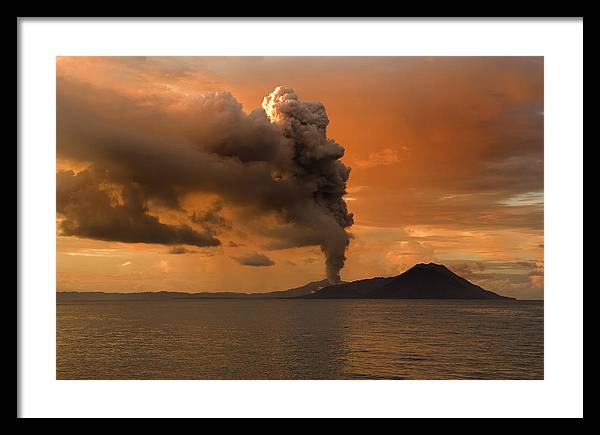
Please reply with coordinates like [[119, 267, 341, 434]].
[[56, 56, 544, 299]]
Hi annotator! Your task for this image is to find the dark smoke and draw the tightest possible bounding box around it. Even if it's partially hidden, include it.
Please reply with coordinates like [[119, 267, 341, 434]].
[[57, 82, 353, 282], [262, 87, 353, 282]]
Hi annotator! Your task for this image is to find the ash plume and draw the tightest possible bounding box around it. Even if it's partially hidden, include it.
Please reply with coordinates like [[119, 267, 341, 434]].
[[57, 81, 353, 282], [262, 87, 353, 282]]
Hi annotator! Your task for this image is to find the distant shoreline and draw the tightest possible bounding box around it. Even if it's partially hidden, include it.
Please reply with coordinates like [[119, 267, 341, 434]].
[[57, 296, 542, 302], [56, 291, 539, 303]]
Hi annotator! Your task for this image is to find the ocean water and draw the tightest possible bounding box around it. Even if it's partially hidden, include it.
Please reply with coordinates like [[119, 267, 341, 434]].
[[56, 299, 543, 380]]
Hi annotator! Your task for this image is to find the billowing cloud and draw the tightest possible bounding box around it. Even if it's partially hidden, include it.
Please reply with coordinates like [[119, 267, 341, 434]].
[[57, 80, 353, 282], [232, 251, 275, 267], [261, 87, 353, 282], [57, 168, 221, 247]]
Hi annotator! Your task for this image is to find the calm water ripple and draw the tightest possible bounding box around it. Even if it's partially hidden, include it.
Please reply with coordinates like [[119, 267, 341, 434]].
[[56, 299, 543, 380]]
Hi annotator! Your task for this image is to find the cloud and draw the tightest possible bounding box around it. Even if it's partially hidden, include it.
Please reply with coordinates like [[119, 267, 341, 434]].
[[528, 260, 544, 288], [353, 148, 401, 169], [350, 187, 543, 231], [57, 169, 221, 247], [65, 248, 118, 257], [385, 240, 434, 273], [167, 245, 220, 256], [57, 81, 353, 283], [499, 191, 544, 207], [190, 200, 231, 233], [168, 246, 192, 254], [437, 259, 544, 298], [232, 252, 275, 267]]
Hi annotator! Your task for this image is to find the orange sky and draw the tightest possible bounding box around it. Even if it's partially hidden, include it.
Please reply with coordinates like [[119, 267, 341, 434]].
[[56, 57, 544, 299]]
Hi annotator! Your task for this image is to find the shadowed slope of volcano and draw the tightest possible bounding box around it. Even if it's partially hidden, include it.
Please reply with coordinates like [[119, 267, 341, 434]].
[[304, 263, 515, 300]]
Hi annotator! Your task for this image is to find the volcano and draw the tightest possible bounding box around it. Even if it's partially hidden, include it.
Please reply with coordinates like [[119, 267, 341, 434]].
[[303, 263, 514, 300]]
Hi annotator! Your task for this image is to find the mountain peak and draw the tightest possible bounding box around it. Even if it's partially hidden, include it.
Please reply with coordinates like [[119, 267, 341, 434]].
[[411, 262, 449, 270], [305, 263, 514, 300]]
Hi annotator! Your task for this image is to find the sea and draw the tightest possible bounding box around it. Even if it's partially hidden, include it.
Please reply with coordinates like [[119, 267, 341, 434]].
[[56, 299, 543, 380]]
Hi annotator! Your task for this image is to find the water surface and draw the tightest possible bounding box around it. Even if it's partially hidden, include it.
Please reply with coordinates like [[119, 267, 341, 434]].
[[57, 299, 543, 380]]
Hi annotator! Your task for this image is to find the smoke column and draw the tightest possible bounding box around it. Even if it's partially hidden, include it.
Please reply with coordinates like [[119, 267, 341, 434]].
[[57, 78, 354, 284], [262, 87, 353, 283]]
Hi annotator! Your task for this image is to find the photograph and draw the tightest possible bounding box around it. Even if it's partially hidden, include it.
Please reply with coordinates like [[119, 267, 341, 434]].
[[56, 56, 544, 380], [18, 18, 583, 419]]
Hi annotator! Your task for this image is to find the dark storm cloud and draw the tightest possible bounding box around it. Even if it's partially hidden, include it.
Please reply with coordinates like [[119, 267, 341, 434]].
[[57, 169, 220, 247], [57, 80, 300, 210], [57, 80, 352, 281], [232, 252, 275, 267]]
